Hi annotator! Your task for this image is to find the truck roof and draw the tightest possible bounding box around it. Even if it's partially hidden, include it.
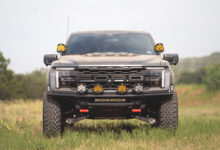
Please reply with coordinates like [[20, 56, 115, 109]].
[[69, 30, 151, 36]]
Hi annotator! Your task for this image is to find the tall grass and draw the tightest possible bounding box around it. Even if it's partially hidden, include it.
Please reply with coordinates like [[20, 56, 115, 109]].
[[0, 85, 220, 150]]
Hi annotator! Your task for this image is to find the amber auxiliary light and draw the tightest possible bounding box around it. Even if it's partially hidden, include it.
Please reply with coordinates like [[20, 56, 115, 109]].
[[57, 43, 66, 53], [117, 84, 127, 94], [154, 43, 164, 52], [93, 84, 103, 94]]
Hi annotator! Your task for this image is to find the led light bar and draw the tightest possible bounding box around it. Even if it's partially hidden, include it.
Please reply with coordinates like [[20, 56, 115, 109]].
[[145, 67, 165, 70], [55, 71, 59, 88], [161, 70, 165, 88], [56, 68, 75, 71]]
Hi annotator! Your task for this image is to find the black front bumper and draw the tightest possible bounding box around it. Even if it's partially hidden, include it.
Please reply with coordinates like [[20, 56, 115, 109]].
[[47, 87, 173, 98]]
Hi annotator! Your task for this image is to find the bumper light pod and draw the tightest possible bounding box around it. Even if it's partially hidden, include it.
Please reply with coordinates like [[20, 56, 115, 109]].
[[93, 84, 103, 94], [117, 84, 127, 94], [77, 84, 87, 94], [133, 83, 143, 94]]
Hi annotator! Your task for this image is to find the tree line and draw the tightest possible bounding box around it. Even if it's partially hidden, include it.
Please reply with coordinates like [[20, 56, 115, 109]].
[[176, 63, 220, 90], [0, 51, 46, 100], [173, 52, 220, 89]]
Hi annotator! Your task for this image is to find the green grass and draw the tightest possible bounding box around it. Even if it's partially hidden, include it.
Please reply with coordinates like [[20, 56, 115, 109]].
[[0, 84, 220, 150]]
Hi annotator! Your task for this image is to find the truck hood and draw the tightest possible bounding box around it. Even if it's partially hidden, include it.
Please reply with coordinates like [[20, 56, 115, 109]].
[[52, 53, 169, 67]]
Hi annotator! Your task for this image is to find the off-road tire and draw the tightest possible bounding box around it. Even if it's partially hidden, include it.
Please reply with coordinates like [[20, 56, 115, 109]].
[[158, 92, 178, 130], [43, 93, 64, 136]]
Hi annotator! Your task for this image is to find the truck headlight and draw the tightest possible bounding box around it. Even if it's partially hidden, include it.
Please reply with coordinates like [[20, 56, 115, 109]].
[[54, 67, 75, 89], [145, 67, 165, 88], [49, 69, 56, 89]]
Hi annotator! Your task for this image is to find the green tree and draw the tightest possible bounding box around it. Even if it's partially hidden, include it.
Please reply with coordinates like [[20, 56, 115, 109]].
[[177, 68, 205, 84], [0, 51, 14, 100], [0, 51, 46, 100], [204, 64, 220, 90], [9, 69, 46, 99]]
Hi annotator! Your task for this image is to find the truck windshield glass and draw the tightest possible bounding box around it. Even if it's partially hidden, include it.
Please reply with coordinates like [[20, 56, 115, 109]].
[[64, 33, 156, 55]]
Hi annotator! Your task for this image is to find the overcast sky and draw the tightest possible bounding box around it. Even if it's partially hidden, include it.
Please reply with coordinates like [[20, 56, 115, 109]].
[[0, 0, 220, 73]]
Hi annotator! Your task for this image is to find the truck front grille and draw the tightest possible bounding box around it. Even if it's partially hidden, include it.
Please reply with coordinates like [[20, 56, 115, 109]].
[[58, 68, 162, 89], [75, 68, 144, 74]]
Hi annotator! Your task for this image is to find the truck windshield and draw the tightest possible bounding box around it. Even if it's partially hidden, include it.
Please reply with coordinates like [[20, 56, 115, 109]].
[[64, 33, 156, 55]]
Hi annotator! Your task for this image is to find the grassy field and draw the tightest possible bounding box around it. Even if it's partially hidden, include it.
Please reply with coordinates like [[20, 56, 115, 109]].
[[0, 84, 220, 150]]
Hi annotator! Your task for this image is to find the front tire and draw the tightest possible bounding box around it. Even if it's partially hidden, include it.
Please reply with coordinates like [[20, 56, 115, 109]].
[[43, 93, 64, 136], [158, 92, 178, 130]]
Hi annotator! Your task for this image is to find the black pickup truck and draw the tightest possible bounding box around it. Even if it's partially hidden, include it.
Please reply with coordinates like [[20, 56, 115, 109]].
[[43, 30, 179, 136]]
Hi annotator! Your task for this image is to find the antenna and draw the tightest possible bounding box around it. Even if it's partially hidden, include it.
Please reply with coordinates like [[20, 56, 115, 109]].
[[66, 16, 70, 39]]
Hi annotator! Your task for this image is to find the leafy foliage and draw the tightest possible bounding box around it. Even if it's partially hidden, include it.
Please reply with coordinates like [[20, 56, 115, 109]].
[[0, 51, 14, 99], [177, 63, 220, 90], [0, 51, 46, 100], [203, 64, 220, 90], [174, 52, 220, 90], [173, 52, 220, 76], [177, 68, 205, 84]]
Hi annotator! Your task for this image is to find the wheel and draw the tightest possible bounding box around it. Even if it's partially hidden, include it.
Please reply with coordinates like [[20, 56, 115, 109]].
[[43, 93, 64, 136], [158, 92, 178, 130]]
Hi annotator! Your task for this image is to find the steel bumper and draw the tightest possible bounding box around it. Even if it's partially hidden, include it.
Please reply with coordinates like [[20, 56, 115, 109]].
[[47, 87, 173, 97]]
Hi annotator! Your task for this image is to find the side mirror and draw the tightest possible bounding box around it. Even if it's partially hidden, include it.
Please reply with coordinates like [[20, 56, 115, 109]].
[[44, 54, 58, 66], [163, 54, 179, 65]]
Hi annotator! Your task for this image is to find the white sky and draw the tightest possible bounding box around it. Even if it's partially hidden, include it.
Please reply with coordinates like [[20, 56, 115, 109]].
[[0, 0, 220, 73]]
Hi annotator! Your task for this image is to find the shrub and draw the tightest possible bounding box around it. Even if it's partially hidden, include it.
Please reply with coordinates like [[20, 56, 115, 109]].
[[0, 51, 46, 100], [204, 64, 220, 90], [177, 68, 205, 84]]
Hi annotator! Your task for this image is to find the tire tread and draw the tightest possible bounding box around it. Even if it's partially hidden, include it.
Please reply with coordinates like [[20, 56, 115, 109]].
[[158, 92, 178, 130], [43, 93, 64, 136]]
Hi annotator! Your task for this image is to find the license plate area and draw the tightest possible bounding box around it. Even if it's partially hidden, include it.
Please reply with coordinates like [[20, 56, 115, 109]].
[[94, 98, 126, 103]]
